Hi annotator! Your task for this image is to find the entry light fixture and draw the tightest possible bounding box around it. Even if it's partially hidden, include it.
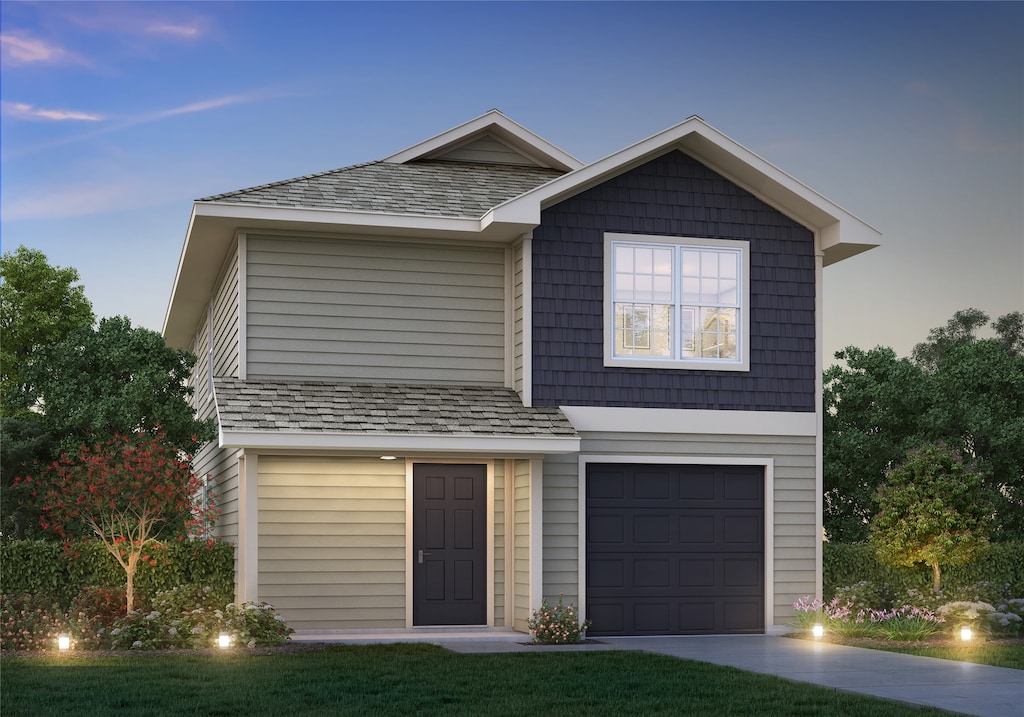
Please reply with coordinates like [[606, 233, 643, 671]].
[[380, 455, 397, 461]]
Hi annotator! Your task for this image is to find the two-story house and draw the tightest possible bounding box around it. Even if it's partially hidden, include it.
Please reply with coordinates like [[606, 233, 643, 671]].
[[163, 110, 879, 638]]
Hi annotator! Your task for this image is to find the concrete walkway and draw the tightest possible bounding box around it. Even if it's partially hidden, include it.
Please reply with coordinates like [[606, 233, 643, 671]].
[[438, 634, 1022, 717]]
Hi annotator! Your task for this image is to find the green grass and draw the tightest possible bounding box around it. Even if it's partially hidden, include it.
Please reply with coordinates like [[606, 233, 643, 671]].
[[2, 644, 960, 717], [863, 642, 1024, 670]]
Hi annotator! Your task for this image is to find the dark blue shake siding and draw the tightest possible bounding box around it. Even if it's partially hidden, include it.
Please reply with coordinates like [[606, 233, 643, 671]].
[[531, 150, 815, 411]]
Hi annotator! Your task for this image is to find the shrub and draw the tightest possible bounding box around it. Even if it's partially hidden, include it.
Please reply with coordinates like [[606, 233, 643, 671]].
[[527, 594, 590, 645], [0, 538, 233, 610], [108, 595, 293, 650], [1, 593, 65, 651], [872, 605, 944, 640], [67, 586, 129, 649], [937, 601, 997, 636], [222, 602, 294, 648], [987, 598, 1024, 638]]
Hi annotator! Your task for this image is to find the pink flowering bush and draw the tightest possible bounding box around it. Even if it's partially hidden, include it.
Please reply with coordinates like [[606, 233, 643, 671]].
[[792, 594, 944, 640], [1, 593, 66, 651], [527, 593, 590, 645]]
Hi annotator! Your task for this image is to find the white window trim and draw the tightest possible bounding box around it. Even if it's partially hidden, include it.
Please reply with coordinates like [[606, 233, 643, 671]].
[[603, 233, 750, 371]]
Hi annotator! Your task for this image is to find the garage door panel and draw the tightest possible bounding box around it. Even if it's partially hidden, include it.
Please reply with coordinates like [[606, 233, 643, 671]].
[[587, 463, 764, 636]]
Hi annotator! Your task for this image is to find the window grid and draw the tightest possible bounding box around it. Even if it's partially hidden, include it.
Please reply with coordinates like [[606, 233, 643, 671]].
[[612, 241, 742, 364]]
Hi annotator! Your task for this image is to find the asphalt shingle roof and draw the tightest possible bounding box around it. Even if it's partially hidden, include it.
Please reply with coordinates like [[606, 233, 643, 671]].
[[214, 377, 577, 437], [198, 160, 565, 219]]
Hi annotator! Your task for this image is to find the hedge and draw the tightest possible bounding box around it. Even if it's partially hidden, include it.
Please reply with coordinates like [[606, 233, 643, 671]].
[[0, 539, 234, 609], [823, 541, 1024, 599]]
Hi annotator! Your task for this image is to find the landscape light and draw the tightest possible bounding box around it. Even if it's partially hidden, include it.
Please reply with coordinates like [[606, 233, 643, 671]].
[[812, 624, 825, 638], [218, 633, 232, 649], [58, 634, 71, 651], [959, 626, 973, 641]]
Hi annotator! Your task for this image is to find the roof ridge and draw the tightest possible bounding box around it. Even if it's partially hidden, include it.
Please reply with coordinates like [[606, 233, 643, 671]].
[[198, 160, 383, 201]]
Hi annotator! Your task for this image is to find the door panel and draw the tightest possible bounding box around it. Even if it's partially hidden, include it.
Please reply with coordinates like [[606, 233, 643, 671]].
[[586, 463, 764, 636], [413, 464, 486, 626]]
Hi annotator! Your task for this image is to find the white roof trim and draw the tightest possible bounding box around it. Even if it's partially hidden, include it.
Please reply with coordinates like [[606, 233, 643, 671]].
[[194, 201, 483, 233], [560, 406, 817, 436], [383, 109, 584, 172], [219, 429, 581, 455], [486, 116, 881, 265]]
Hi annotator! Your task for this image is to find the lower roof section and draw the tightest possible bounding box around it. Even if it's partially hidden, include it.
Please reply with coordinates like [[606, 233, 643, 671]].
[[213, 377, 580, 454]]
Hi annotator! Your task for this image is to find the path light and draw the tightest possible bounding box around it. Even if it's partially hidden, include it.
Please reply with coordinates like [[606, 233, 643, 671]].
[[959, 626, 973, 641], [58, 634, 71, 651], [812, 624, 825, 639], [218, 632, 232, 649]]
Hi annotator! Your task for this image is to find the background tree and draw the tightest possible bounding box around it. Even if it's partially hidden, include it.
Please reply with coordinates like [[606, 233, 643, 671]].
[[23, 315, 216, 455], [1, 246, 95, 537], [822, 347, 929, 542], [869, 442, 994, 592], [1, 246, 94, 418], [824, 308, 1024, 541], [20, 433, 214, 611]]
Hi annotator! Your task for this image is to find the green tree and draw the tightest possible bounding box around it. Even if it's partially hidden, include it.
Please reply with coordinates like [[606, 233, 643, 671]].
[[822, 347, 929, 542], [23, 316, 216, 454], [0, 246, 94, 417], [824, 309, 1024, 542], [869, 442, 995, 592]]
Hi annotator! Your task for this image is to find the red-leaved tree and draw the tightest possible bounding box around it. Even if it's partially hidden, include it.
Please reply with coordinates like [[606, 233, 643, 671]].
[[18, 433, 215, 611]]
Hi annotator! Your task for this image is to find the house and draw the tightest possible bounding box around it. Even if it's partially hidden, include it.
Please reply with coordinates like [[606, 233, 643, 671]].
[[163, 110, 880, 637]]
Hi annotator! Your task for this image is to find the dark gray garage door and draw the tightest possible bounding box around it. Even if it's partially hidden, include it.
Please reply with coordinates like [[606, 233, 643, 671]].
[[586, 463, 764, 636]]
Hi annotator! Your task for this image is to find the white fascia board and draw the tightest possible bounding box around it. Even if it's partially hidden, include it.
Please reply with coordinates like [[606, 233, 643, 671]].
[[162, 204, 201, 338], [488, 116, 881, 263], [383, 110, 583, 172], [560, 406, 817, 437], [194, 201, 482, 235], [219, 430, 581, 455]]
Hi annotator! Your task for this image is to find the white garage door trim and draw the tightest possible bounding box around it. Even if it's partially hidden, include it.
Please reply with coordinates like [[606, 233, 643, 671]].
[[578, 454, 775, 633]]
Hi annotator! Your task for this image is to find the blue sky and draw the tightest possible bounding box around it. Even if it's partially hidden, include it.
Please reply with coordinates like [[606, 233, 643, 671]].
[[2, 1, 1021, 363]]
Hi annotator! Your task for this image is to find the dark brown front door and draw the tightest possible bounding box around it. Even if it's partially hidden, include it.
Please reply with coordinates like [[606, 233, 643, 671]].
[[413, 463, 487, 626]]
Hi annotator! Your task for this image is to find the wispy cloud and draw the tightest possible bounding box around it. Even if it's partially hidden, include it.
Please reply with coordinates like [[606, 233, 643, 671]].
[[3, 88, 291, 158], [3, 101, 103, 122], [146, 22, 203, 40], [0, 33, 74, 66]]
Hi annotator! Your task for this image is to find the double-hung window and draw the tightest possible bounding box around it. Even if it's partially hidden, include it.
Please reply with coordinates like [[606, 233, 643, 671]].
[[604, 233, 749, 371]]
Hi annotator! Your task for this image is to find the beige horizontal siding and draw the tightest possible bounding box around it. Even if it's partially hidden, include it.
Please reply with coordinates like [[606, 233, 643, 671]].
[[557, 431, 817, 629], [257, 456, 406, 631], [513, 459, 531, 632], [245, 235, 506, 384]]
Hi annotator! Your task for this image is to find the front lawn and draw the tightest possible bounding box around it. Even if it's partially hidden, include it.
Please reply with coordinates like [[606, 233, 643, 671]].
[[3, 644, 959, 717]]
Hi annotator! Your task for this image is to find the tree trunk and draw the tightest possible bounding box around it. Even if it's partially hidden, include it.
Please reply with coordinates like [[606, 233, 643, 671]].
[[931, 561, 942, 593], [126, 552, 138, 612]]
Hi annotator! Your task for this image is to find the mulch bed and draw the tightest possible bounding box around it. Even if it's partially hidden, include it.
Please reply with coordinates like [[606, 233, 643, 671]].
[[788, 634, 1024, 649], [0, 641, 336, 660]]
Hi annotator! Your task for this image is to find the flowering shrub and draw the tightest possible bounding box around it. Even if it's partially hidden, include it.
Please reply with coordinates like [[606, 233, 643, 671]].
[[527, 594, 590, 645], [986, 599, 1024, 638], [1, 593, 66, 651], [793, 595, 944, 641], [67, 586, 130, 649], [108, 593, 293, 649], [873, 605, 944, 640], [221, 602, 294, 648]]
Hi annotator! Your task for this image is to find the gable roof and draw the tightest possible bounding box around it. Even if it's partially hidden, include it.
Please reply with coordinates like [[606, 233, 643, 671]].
[[164, 110, 880, 347], [214, 377, 580, 454], [487, 115, 882, 266]]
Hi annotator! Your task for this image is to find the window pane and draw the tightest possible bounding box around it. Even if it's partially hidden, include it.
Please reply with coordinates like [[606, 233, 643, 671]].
[[700, 251, 718, 277], [635, 274, 653, 299], [719, 279, 738, 305], [720, 252, 737, 279], [682, 277, 700, 304], [654, 275, 673, 302], [700, 277, 719, 304], [616, 246, 634, 273], [681, 250, 699, 276], [636, 248, 653, 274], [654, 248, 673, 275]]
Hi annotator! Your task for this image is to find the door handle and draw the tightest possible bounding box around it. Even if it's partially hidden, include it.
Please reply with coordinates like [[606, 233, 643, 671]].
[[418, 550, 432, 564]]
